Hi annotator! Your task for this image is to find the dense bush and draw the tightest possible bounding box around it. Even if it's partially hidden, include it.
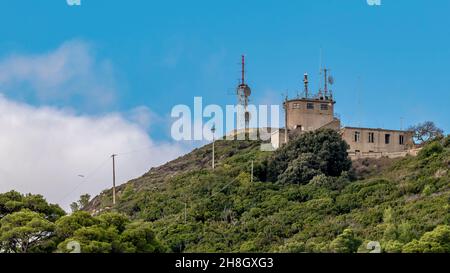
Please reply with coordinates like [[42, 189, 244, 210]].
[[264, 129, 351, 184], [1, 132, 448, 253]]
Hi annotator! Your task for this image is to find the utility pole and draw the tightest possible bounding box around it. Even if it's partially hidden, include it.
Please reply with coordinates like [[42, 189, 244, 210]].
[[184, 201, 187, 224], [251, 160, 254, 183], [111, 154, 117, 205], [211, 125, 216, 169]]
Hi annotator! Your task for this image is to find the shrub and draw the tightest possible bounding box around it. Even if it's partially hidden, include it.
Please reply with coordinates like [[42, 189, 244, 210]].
[[418, 141, 443, 158], [329, 229, 362, 253], [266, 129, 351, 184]]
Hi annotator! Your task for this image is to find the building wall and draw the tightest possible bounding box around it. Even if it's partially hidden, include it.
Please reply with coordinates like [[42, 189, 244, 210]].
[[270, 129, 286, 149], [285, 99, 335, 132], [319, 118, 341, 131], [341, 127, 414, 154]]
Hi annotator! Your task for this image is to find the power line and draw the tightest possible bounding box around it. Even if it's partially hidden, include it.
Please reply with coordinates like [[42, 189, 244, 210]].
[[57, 156, 110, 204]]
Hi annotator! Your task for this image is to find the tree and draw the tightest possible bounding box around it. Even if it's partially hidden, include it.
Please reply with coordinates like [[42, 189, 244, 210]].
[[118, 221, 166, 253], [0, 210, 55, 253], [79, 194, 91, 209], [55, 211, 99, 240], [70, 194, 91, 212], [277, 153, 322, 184], [402, 225, 450, 253], [329, 229, 362, 253], [70, 202, 80, 213], [265, 129, 351, 184], [56, 212, 165, 253], [0, 191, 65, 221], [57, 225, 118, 253], [408, 121, 444, 145]]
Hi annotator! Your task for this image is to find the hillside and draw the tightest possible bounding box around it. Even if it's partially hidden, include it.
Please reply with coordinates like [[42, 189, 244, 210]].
[[87, 133, 450, 253]]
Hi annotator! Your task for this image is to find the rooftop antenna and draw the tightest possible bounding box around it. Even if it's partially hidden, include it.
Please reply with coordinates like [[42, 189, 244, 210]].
[[303, 73, 309, 98], [328, 74, 335, 99], [319, 47, 323, 96], [323, 68, 330, 99]]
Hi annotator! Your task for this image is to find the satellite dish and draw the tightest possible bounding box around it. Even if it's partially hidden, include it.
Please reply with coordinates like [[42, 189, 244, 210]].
[[328, 76, 334, 85]]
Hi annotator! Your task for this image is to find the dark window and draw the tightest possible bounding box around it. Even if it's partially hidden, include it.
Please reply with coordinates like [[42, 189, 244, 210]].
[[354, 131, 361, 142], [307, 103, 314, 110], [368, 132, 375, 143], [320, 104, 329, 110], [385, 134, 391, 144], [399, 135, 404, 145]]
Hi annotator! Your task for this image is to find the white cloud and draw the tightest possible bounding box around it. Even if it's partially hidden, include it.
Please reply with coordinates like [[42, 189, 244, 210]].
[[0, 40, 117, 109], [0, 95, 188, 210]]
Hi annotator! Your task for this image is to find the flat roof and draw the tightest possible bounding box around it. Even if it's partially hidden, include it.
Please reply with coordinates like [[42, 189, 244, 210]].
[[342, 126, 412, 133], [285, 98, 335, 104]]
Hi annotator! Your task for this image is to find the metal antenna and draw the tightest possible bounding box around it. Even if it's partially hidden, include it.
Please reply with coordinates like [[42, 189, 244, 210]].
[[241, 55, 245, 85], [323, 68, 330, 98], [236, 55, 252, 133], [303, 73, 309, 98]]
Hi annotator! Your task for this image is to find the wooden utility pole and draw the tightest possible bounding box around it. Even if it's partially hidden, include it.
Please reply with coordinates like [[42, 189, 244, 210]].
[[111, 154, 117, 205], [251, 160, 254, 183], [211, 125, 216, 169], [184, 201, 187, 224]]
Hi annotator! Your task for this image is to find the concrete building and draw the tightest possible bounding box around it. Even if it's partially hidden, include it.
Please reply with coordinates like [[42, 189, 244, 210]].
[[341, 127, 415, 159], [270, 70, 415, 158]]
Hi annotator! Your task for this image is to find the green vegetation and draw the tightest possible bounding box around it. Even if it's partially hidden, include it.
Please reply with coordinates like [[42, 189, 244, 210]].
[[86, 130, 450, 253], [0, 193, 164, 253], [1, 130, 449, 253]]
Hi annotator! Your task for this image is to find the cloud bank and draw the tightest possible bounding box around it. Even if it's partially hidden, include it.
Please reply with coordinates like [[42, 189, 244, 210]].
[[0, 40, 189, 210], [0, 40, 117, 109], [0, 95, 187, 210]]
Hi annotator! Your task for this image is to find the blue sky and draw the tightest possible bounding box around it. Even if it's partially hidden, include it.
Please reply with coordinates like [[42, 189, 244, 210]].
[[0, 0, 449, 207], [1, 0, 449, 136]]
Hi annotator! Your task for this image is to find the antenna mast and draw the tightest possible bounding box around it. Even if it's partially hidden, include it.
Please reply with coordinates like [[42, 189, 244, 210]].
[[303, 73, 309, 98], [236, 55, 251, 133], [323, 68, 329, 98], [241, 55, 245, 85]]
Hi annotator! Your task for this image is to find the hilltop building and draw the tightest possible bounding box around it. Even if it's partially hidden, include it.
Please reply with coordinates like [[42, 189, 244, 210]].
[[270, 70, 416, 159]]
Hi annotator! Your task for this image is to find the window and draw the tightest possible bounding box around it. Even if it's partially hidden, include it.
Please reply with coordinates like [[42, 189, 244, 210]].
[[354, 131, 361, 142], [385, 134, 391, 144], [399, 135, 405, 145], [307, 103, 314, 110], [292, 103, 301, 109], [320, 104, 329, 110], [368, 132, 375, 143]]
